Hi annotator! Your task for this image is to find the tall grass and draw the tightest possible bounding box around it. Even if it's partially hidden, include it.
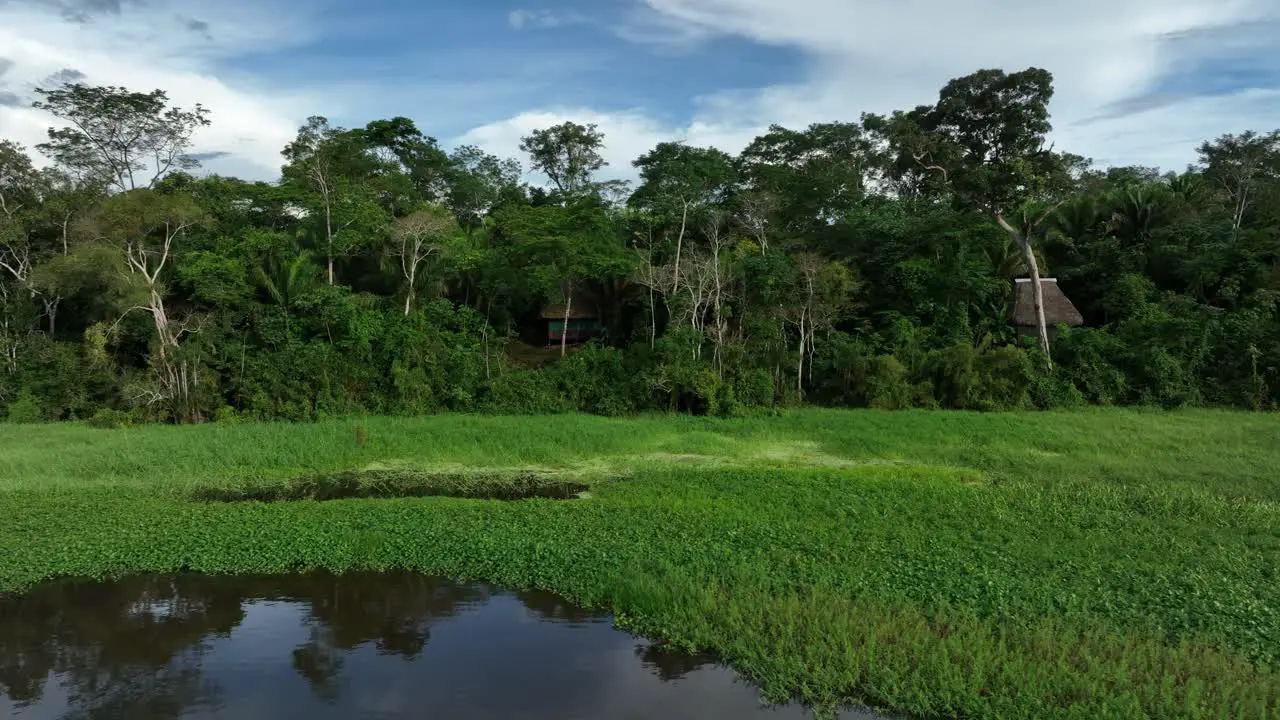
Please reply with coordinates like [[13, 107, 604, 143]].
[[1, 409, 1278, 718]]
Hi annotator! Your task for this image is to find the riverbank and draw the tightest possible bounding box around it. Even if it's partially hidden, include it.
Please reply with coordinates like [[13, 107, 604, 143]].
[[2, 409, 1278, 718]]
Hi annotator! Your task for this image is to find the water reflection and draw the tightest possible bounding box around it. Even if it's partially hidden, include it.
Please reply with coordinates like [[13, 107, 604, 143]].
[[0, 572, 878, 719]]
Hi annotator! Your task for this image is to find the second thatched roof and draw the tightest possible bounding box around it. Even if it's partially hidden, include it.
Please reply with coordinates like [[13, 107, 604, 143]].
[[541, 304, 599, 320], [1010, 278, 1084, 328]]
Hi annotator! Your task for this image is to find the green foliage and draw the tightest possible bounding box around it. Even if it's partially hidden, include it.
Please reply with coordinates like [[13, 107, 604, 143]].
[[863, 355, 917, 409], [31, 83, 209, 192], [731, 367, 775, 408], [1053, 328, 1130, 404], [547, 345, 642, 416], [482, 369, 572, 414], [3, 71, 1280, 422], [196, 468, 586, 502], [5, 57, 1280, 720], [2, 410, 1280, 719], [3, 390, 45, 423], [5, 334, 106, 420], [518, 121, 607, 197], [87, 407, 136, 429]]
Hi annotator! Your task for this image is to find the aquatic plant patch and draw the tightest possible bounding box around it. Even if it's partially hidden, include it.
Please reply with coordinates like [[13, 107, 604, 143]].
[[1, 409, 1278, 719]]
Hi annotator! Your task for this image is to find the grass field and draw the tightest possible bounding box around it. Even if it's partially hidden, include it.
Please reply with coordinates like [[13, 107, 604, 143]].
[[1, 409, 1278, 718]]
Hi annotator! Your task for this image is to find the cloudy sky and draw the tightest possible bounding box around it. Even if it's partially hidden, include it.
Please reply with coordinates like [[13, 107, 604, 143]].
[[1, 0, 1277, 183]]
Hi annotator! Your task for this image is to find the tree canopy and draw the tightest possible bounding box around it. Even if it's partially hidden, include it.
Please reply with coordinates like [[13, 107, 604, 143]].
[[2, 66, 1279, 423]]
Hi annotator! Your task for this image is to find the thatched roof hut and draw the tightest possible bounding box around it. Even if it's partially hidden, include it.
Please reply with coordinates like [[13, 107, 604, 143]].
[[540, 294, 602, 347], [1010, 278, 1084, 330]]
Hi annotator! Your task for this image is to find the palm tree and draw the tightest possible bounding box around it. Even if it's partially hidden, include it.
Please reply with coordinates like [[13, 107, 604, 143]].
[[255, 243, 323, 317], [1104, 186, 1171, 244], [1051, 196, 1101, 245]]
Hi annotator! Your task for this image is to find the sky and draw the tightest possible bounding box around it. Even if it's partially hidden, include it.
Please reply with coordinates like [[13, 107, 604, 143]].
[[1, 0, 1278, 184]]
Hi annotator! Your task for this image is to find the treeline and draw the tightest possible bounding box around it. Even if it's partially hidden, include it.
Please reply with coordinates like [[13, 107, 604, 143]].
[[1, 68, 1277, 424]]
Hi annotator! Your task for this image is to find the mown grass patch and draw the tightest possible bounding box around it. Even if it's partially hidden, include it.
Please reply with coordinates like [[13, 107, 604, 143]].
[[1, 409, 1278, 718]]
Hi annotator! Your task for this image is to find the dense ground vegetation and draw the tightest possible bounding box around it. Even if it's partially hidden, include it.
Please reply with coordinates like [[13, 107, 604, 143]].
[[1, 410, 1277, 718], [2, 67, 1278, 423]]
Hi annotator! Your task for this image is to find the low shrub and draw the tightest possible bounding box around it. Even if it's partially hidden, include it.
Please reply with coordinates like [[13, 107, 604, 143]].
[[3, 391, 45, 424], [86, 408, 136, 429]]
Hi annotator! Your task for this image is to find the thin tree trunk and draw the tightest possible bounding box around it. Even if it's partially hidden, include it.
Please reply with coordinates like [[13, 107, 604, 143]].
[[483, 297, 493, 380], [560, 292, 572, 357], [403, 263, 415, 316], [672, 201, 688, 296], [649, 283, 656, 350], [712, 245, 724, 378], [997, 213, 1054, 369], [796, 307, 806, 393], [324, 203, 335, 285], [1020, 238, 1051, 366], [1232, 186, 1248, 242], [44, 297, 59, 335]]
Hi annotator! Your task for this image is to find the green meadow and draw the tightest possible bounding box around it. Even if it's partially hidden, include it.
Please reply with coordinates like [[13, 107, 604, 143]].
[[1, 409, 1278, 718]]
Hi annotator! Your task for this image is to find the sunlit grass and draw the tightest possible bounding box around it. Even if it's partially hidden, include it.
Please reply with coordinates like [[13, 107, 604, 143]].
[[1, 408, 1278, 718]]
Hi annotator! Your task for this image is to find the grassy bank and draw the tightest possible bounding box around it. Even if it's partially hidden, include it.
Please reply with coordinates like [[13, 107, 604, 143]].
[[2, 409, 1278, 718]]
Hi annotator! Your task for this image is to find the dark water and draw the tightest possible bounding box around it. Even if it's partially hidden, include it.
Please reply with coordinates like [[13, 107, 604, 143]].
[[0, 572, 880, 719], [194, 470, 590, 503]]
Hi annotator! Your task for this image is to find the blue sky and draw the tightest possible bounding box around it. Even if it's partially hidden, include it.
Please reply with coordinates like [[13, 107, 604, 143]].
[[1, 0, 1278, 182], [217, 0, 806, 138]]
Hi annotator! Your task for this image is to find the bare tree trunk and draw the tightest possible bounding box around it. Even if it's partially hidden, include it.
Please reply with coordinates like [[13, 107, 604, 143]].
[[483, 297, 493, 379], [1232, 186, 1248, 242], [319, 171, 336, 285], [560, 292, 572, 357], [796, 307, 806, 394], [0, 302, 14, 374], [711, 237, 724, 379], [403, 262, 416, 316], [1019, 238, 1051, 364], [326, 238, 335, 285], [44, 296, 59, 335], [671, 201, 688, 296], [123, 221, 200, 421], [998, 213, 1054, 368], [648, 283, 656, 350]]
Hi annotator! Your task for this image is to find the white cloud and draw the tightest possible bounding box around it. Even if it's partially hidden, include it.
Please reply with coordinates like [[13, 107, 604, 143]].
[[0, 0, 322, 180], [467, 0, 1280, 184], [459, 107, 759, 186], [7, 0, 1277, 188]]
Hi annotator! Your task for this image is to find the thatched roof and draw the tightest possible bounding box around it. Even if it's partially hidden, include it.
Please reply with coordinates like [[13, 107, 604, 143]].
[[1010, 278, 1084, 327], [540, 298, 599, 320]]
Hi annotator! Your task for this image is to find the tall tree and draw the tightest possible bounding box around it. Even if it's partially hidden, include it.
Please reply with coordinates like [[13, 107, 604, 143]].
[[361, 117, 452, 207], [519, 122, 606, 197], [0, 141, 40, 295], [926, 68, 1061, 212], [445, 145, 522, 234], [391, 208, 456, 315], [873, 68, 1070, 360], [2, 141, 102, 334], [32, 83, 210, 193], [1197, 130, 1280, 240], [84, 189, 207, 420], [738, 122, 873, 230], [631, 142, 737, 300], [282, 117, 387, 285]]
